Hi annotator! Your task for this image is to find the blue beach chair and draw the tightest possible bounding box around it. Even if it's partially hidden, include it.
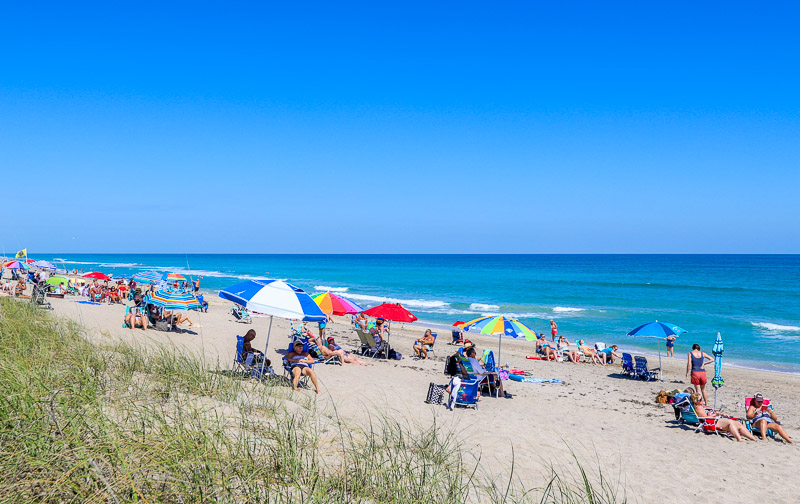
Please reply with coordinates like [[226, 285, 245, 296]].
[[621, 353, 635, 377], [634, 356, 659, 381]]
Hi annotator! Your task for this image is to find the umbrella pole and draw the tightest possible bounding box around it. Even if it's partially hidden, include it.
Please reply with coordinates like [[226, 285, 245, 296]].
[[498, 333, 502, 366], [658, 339, 663, 382], [261, 315, 274, 375]]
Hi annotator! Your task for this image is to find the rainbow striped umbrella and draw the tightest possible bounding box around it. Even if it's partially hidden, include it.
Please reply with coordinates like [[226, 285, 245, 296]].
[[133, 271, 162, 284], [4, 260, 31, 270], [143, 290, 201, 310], [162, 272, 187, 282], [312, 292, 364, 316], [461, 315, 539, 363]]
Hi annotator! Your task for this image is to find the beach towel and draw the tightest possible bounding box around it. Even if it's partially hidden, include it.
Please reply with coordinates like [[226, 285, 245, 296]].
[[72, 300, 101, 305], [507, 374, 563, 383]]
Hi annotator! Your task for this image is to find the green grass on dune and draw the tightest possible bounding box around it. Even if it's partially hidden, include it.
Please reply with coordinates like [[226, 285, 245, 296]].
[[0, 298, 627, 503]]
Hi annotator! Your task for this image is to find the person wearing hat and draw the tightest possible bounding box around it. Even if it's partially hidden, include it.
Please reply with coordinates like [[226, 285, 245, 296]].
[[746, 393, 794, 444], [285, 341, 320, 394]]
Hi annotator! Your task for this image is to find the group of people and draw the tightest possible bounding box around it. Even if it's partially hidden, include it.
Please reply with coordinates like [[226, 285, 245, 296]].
[[535, 331, 621, 365]]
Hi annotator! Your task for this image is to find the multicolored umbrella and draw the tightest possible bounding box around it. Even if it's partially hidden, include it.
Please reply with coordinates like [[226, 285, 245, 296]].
[[133, 271, 162, 284], [4, 260, 31, 270], [312, 292, 364, 315], [143, 290, 202, 310], [162, 272, 187, 282], [461, 315, 539, 363], [83, 272, 112, 281], [712, 332, 724, 408]]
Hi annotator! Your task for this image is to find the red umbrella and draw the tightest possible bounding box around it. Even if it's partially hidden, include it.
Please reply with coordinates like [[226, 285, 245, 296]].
[[452, 321, 465, 326], [83, 272, 112, 281], [362, 303, 418, 323], [24, 259, 36, 263]]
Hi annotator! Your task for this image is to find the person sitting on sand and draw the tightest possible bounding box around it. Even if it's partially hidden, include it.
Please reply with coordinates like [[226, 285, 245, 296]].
[[163, 310, 194, 327], [557, 336, 580, 363], [460, 346, 511, 399], [326, 337, 369, 365], [746, 393, 794, 444], [128, 306, 149, 330], [536, 334, 559, 360], [413, 329, 436, 360], [691, 393, 755, 442], [286, 341, 320, 394], [686, 344, 713, 405], [241, 329, 269, 366], [597, 345, 621, 365]]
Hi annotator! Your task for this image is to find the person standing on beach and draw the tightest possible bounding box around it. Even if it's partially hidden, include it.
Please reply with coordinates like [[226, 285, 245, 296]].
[[550, 320, 558, 342], [192, 276, 202, 293], [686, 344, 713, 405], [665, 334, 676, 357]]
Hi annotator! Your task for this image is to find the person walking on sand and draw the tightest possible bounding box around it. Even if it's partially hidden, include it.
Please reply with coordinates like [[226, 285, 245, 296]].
[[550, 320, 558, 342], [686, 344, 713, 405]]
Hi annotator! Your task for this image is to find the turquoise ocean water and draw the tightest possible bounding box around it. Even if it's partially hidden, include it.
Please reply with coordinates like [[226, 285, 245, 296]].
[[39, 254, 800, 373]]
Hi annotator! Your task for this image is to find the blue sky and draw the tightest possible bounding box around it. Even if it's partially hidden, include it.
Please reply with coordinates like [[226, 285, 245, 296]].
[[1, 1, 798, 253]]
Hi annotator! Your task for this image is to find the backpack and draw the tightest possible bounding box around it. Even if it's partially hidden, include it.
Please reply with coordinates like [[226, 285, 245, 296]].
[[444, 355, 460, 376]]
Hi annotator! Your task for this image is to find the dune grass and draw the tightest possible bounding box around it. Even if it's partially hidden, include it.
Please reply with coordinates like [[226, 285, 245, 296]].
[[0, 298, 627, 503]]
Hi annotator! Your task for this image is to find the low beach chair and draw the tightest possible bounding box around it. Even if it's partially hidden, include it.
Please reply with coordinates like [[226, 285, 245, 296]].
[[282, 357, 317, 389], [356, 329, 386, 358], [634, 356, 659, 381], [195, 294, 209, 313], [673, 395, 721, 435], [422, 332, 437, 356], [307, 338, 341, 365], [450, 329, 464, 345], [454, 377, 481, 410], [230, 305, 251, 324], [234, 335, 257, 375], [744, 397, 776, 439], [31, 285, 52, 310], [621, 353, 635, 377]]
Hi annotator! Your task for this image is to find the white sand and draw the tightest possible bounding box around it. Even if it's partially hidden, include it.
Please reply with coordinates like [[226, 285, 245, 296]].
[[20, 291, 800, 503]]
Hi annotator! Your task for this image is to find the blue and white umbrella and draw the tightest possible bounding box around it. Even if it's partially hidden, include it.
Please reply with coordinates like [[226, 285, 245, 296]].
[[712, 332, 724, 408], [32, 260, 56, 270], [219, 280, 327, 370], [627, 320, 687, 381]]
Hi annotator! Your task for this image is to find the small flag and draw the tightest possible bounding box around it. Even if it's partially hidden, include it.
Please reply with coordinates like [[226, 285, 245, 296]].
[[15, 248, 27, 258]]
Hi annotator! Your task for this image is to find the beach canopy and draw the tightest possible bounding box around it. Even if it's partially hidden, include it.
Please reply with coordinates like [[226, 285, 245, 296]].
[[83, 272, 112, 281], [162, 272, 187, 282], [313, 291, 364, 315], [32, 260, 56, 270], [46, 275, 71, 286], [461, 315, 538, 363], [143, 290, 202, 310], [133, 271, 162, 284], [362, 303, 418, 323], [4, 260, 31, 270]]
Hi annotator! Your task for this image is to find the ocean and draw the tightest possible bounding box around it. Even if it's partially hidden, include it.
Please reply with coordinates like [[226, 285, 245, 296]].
[[39, 253, 800, 373]]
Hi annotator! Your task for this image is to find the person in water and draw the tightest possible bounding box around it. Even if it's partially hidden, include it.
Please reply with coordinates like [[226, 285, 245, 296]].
[[746, 393, 794, 444], [686, 344, 713, 405]]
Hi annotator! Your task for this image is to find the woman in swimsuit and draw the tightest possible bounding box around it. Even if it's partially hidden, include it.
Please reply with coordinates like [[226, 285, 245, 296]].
[[686, 344, 713, 405], [692, 393, 755, 442], [746, 393, 794, 444], [550, 320, 558, 342], [557, 336, 580, 363], [326, 337, 369, 365], [286, 341, 320, 394]]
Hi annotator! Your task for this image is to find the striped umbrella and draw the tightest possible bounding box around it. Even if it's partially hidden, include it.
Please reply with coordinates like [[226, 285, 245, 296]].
[[133, 271, 162, 284], [143, 290, 202, 310], [4, 260, 31, 270], [461, 315, 539, 363], [312, 292, 364, 316], [712, 332, 724, 409], [162, 272, 187, 282]]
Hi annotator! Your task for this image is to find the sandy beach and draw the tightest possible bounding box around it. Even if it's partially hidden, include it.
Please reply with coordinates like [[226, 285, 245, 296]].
[[17, 289, 797, 504]]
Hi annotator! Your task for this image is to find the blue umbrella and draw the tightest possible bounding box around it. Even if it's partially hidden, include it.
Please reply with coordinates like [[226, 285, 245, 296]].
[[32, 260, 56, 270], [219, 280, 327, 374], [712, 332, 724, 408], [627, 320, 687, 381]]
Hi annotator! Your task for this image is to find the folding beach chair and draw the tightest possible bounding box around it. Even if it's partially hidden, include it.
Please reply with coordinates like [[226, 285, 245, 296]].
[[31, 285, 52, 310], [745, 397, 777, 439], [230, 305, 251, 324], [234, 335, 257, 376], [122, 305, 145, 329], [453, 377, 481, 410], [450, 329, 464, 345], [621, 353, 635, 377], [194, 294, 209, 313], [423, 332, 438, 356], [634, 356, 659, 381], [282, 357, 317, 389], [306, 337, 341, 365], [356, 329, 386, 358]]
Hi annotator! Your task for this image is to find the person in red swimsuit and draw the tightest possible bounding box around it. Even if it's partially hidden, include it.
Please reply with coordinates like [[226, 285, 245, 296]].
[[550, 320, 558, 342]]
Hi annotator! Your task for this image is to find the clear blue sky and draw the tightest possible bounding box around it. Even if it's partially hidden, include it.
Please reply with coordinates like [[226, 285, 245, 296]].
[[1, 1, 798, 254]]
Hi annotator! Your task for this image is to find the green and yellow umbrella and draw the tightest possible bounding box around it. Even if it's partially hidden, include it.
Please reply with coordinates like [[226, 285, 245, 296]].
[[461, 315, 539, 363]]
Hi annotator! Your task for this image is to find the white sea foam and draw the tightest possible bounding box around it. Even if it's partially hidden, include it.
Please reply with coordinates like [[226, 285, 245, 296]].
[[314, 285, 350, 293], [751, 322, 800, 332], [553, 306, 585, 313], [344, 292, 449, 309], [470, 303, 500, 311]]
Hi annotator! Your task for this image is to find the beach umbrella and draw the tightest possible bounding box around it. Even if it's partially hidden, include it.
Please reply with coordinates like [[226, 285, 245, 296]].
[[4, 260, 31, 270], [162, 272, 187, 282], [461, 315, 539, 364], [627, 320, 686, 381], [133, 271, 162, 284], [143, 290, 202, 310], [32, 260, 56, 270], [83, 272, 112, 281], [361, 303, 418, 323], [712, 332, 725, 409], [219, 280, 327, 373], [312, 292, 364, 316]]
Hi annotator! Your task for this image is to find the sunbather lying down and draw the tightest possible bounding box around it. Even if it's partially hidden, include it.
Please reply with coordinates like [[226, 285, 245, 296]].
[[325, 337, 369, 366], [692, 393, 755, 442], [286, 341, 320, 394]]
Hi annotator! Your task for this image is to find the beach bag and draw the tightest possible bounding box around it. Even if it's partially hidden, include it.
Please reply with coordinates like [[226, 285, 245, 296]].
[[425, 382, 447, 405], [155, 320, 170, 331]]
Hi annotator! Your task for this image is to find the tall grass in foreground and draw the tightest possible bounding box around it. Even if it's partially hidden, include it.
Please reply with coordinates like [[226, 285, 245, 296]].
[[0, 299, 627, 503]]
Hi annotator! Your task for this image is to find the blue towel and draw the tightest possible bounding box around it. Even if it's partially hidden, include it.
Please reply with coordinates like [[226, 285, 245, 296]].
[[508, 374, 563, 383], [72, 300, 101, 305]]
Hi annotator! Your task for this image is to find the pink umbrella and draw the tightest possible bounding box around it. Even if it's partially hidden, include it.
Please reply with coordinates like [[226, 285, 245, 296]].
[[82, 272, 112, 281]]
